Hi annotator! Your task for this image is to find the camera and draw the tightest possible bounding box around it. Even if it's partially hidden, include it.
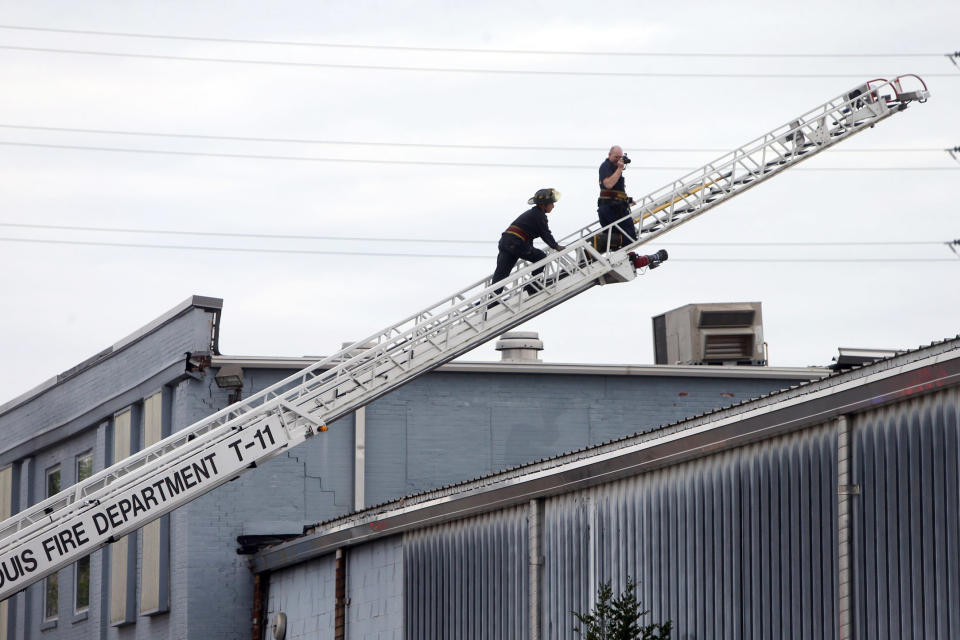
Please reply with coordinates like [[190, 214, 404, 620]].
[[621, 153, 632, 165]]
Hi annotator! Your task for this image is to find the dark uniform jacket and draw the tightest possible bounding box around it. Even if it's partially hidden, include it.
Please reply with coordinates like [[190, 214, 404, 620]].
[[505, 206, 561, 250]]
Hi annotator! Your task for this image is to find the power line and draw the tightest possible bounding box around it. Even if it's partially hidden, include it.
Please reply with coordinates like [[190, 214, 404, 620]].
[[0, 140, 624, 168], [0, 222, 949, 247], [1, 140, 955, 170], [0, 222, 489, 244], [0, 24, 947, 59], [0, 124, 943, 154], [0, 236, 955, 262], [2, 45, 956, 78], [0, 236, 479, 258]]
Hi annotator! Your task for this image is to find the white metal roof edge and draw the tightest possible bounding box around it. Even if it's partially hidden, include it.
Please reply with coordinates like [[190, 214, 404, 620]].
[[211, 355, 830, 380]]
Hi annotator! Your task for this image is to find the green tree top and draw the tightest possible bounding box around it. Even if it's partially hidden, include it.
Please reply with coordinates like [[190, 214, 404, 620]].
[[572, 579, 672, 640]]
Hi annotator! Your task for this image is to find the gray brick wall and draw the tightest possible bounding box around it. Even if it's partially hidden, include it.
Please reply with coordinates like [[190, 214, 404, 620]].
[[175, 371, 357, 639], [362, 371, 800, 506], [265, 554, 337, 639], [347, 537, 403, 640], [261, 538, 403, 640], [0, 304, 219, 640]]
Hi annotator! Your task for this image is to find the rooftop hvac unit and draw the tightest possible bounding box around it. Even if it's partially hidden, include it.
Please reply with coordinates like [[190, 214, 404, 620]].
[[652, 302, 765, 366]]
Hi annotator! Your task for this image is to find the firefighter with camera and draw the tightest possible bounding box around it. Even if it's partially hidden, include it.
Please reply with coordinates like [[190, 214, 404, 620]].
[[598, 145, 636, 243], [597, 145, 668, 270]]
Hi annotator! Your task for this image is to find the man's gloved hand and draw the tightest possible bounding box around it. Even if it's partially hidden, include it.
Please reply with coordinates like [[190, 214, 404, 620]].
[[555, 245, 566, 251]]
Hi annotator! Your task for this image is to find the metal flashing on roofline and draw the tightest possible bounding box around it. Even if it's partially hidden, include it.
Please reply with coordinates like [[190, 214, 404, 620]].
[[831, 346, 904, 371], [110, 294, 222, 355], [252, 335, 960, 574], [0, 295, 223, 416], [211, 354, 830, 380]]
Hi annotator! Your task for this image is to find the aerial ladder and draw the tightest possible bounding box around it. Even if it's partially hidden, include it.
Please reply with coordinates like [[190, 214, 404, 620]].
[[0, 75, 929, 601]]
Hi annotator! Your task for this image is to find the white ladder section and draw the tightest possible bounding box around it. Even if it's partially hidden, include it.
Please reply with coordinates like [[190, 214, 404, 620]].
[[0, 75, 928, 601]]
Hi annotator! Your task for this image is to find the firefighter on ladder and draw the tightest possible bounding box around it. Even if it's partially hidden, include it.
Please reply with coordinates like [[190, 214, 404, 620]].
[[598, 145, 668, 269], [491, 188, 565, 296]]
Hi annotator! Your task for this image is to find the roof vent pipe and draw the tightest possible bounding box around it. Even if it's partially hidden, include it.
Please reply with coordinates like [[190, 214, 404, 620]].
[[495, 331, 544, 362]]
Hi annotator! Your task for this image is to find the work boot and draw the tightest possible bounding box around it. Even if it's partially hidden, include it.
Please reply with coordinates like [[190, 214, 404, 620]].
[[630, 249, 669, 270]]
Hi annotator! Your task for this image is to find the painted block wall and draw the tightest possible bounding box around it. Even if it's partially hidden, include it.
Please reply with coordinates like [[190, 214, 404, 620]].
[[347, 537, 403, 640], [264, 555, 337, 639], [264, 537, 403, 640], [0, 305, 217, 640], [360, 371, 806, 506]]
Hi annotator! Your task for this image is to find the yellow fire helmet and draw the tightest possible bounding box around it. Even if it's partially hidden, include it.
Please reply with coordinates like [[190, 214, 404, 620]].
[[528, 188, 561, 205]]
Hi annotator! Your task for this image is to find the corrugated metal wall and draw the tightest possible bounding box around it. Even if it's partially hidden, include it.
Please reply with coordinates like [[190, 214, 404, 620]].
[[851, 386, 960, 640], [403, 506, 528, 640], [542, 424, 838, 640], [542, 490, 592, 639]]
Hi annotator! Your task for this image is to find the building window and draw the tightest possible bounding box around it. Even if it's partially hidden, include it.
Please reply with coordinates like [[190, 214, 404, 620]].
[[75, 557, 90, 613], [44, 465, 61, 622], [75, 452, 93, 613], [44, 574, 59, 620], [46, 465, 60, 499], [76, 452, 93, 484]]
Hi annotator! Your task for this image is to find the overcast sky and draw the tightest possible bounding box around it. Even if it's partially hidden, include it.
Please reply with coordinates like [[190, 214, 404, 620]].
[[1, 1, 958, 402]]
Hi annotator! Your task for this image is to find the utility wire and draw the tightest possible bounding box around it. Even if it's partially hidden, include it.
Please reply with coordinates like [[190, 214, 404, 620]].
[[0, 222, 950, 247], [2, 45, 956, 78], [0, 140, 646, 168], [0, 236, 478, 258], [0, 24, 949, 59], [1, 140, 955, 170], [0, 124, 944, 154], [0, 221, 488, 244], [0, 236, 955, 262]]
